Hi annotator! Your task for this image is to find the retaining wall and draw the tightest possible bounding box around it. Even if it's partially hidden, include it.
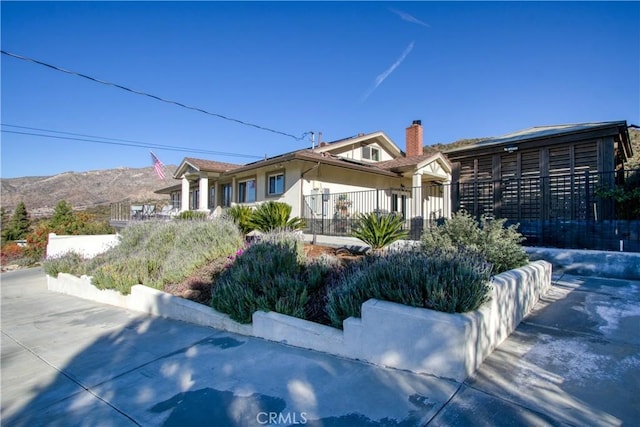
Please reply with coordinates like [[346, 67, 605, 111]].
[[46, 233, 120, 259], [47, 260, 551, 381]]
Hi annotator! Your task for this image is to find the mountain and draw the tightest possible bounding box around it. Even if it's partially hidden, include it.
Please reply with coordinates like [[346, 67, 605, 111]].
[[1, 166, 177, 217]]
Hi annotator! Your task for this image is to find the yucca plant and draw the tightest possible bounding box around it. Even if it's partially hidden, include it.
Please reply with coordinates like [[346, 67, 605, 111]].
[[226, 204, 255, 234], [351, 212, 408, 251], [249, 201, 305, 232]]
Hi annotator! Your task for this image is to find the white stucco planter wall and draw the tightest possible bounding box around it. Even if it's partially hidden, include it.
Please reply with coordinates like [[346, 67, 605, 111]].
[[46, 233, 120, 259], [46, 260, 551, 381]]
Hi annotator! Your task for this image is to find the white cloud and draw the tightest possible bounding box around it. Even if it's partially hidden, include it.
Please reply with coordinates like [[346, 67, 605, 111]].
[[390, 8, 430, 28], [361, 41, 415, 103]]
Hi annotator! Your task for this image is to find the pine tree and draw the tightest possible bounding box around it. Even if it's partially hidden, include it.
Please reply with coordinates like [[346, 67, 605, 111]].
[[50, 200, 75, 233], [5, 202, 31, 241], [1, 207, 9, 243]]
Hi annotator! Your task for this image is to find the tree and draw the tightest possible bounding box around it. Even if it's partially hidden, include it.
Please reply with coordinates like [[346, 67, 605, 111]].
[[1, 207, 8, 243], [4, 202, 31, 241], [50, 200, 75, 233]]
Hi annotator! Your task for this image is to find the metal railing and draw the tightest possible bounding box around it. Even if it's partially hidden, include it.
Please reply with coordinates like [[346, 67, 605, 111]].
[[302, 169, 640, 251]]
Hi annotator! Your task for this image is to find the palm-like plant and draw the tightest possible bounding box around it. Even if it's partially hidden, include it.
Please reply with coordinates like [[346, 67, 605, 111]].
[[226, 204, 255, 234], [249, 201, 305, 232], [351, 212, 408, 251]]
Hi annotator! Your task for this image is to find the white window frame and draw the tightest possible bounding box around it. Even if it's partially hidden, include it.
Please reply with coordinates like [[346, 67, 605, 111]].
[[208, 186, 216, 209], [238, 178, 256, 203], [267, 172, 285, 196], [362, 146, 380, 161], [221, 183, 232, 207]]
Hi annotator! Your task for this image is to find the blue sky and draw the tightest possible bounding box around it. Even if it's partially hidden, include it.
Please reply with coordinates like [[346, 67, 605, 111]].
[[2, 1, 639, 179]]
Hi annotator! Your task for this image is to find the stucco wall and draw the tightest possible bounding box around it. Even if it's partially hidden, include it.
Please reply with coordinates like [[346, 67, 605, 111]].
[[47, 260, 551, 381], [46, 233, 120, 259]]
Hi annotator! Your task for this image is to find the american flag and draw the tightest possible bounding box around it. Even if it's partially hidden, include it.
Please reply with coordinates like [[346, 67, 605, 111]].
[[150, 151, 166, 180]]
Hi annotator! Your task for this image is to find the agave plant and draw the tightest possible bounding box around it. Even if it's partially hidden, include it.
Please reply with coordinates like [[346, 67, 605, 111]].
[[351, 212, 408, 251], [249, 201, 305, 232], [226, 204, 255, 234]]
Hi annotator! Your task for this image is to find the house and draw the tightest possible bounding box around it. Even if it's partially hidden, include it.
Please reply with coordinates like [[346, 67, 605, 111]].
[[149, 119, 635, 250], [156, 120, 453, 236]]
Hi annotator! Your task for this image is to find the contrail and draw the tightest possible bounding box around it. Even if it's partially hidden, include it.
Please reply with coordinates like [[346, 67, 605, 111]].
[[390, 8, 430, 28], [361, 41, 415, 103]]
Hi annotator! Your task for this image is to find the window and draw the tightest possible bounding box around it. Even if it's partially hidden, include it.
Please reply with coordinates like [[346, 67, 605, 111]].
[[238, 179, 256, 203], [208, 186, 216, 209], [268, 173, 285, 195], [362, 146, 380, 161], [190, 189, 199, 210], [171, 192, 180, 210], [221, 184, 232, 207]]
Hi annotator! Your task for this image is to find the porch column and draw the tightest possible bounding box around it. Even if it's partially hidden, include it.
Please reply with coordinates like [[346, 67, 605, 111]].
[[199, 174, 209, 211], [412, 173, 423, 217], [443, 179, 452, 219], [181, 176, 190, 212]]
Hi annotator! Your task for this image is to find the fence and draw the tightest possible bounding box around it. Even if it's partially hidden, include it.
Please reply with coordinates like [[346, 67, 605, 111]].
[[302, 169, 640, 252], [110, 202, 179, 229], [302, 187, 442, 240]]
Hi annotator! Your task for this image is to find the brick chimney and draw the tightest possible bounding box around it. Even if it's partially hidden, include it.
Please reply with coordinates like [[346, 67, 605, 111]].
[[406, 120, 424, 157]]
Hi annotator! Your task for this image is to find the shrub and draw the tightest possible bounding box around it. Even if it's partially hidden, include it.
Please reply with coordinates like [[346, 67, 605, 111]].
[[325, 249, 492, 329], [1, 242, 25, 265], [421, 211, 528, 274], [226, 205, 255, 234], [351, 212, 408, 251], [47, 218, 243, 295], [43, 251, 88, 277], [248, 201, 305, 232], [212, 231, 323, 323], [175, 210, 208, 221]]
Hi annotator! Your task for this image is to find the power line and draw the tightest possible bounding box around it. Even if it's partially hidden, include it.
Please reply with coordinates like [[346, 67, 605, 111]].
[[1, 49, 312, 142], [1, 128, 264, 159], [1, 123, 264, 159]]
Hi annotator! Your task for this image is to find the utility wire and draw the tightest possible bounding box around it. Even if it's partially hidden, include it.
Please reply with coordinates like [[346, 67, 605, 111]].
[[1, 129, 265, 159], [1, 123, 264, 159], [1, 50, 311, 142]]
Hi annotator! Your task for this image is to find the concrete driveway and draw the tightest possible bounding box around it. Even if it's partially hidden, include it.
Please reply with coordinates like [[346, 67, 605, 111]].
[[1, 268, 638, 426]]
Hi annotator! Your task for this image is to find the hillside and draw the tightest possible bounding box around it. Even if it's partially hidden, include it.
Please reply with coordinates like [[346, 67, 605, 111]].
[[1, 166, 177, 217], [627, 127, 640, 170]]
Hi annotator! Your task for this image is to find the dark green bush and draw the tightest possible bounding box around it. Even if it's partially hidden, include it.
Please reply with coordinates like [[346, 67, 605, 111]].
[[421, 211, 528, 274], [248, 201, 305, 232], [325, 249, 492, 329], [211, 232, 327, 323], [226, 205, 255, 234], [351, 212, 408, 251]]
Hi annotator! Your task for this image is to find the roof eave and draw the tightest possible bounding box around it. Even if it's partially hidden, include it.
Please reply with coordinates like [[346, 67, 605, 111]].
[[444, 121, 629, 154]]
